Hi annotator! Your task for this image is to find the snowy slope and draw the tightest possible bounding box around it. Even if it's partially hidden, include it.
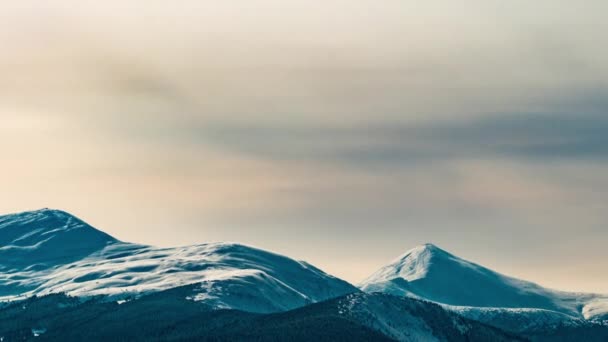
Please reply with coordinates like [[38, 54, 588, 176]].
[[360, 244, 608, 322], [448, 305, 589, 334], [0, 209, 116, 272], [0, 209, 356, 313]]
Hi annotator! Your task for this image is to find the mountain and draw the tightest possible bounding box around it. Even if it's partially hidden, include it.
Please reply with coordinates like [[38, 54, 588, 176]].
[[2, 209, 607, 340], [360, 243, 608, 332], [0, 209, 356, 313], [0, 289, 524, 342], [0, 209, 116, 271]]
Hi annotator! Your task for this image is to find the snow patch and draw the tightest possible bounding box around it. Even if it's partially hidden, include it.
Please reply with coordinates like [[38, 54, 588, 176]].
[[31, 328, 47, 337]]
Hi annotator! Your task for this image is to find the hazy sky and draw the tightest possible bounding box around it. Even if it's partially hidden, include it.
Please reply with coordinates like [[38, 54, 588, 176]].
[[1, 1, 607, 292]]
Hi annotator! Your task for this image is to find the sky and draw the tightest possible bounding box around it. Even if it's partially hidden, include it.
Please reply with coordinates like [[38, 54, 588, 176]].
[[1, 0, 607, 292]]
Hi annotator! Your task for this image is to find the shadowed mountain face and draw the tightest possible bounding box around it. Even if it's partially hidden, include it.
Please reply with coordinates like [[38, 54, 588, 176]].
[[0, 209, 117, 272], [360, 244, 608, 321]]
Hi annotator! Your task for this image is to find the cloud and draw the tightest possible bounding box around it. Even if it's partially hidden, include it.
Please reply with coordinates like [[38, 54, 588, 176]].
[[2, 0, 608, 292], [190, 101, 608, 167]]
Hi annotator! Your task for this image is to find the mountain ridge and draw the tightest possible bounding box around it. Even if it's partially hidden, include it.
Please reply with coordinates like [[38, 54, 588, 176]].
[[0, 209, 356, 313], [2, 208, 607, 339]]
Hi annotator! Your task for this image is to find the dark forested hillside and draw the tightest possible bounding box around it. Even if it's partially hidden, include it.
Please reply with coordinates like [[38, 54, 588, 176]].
[[3, 285, 606, 342], [0, 286, 390, 342]]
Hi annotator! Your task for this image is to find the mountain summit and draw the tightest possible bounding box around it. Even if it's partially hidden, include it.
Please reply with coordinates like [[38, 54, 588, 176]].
[[360, 243, 608, 321], [360, 243, 447, 284], [0, 209, 117, 271]]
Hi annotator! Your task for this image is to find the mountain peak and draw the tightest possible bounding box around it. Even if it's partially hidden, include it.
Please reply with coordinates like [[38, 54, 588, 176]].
[[360, 243, 605, 318], [0, 208, 113, 238], [411, 243, 446, 255], [1, 208, 86, 224], [364, 243, 454, 286], [0, 213, 358, 311], [0, 208, 117, 271]]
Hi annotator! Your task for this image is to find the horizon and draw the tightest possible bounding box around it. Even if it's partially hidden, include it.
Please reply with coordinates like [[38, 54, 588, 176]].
[[2, 1, 607, 294]]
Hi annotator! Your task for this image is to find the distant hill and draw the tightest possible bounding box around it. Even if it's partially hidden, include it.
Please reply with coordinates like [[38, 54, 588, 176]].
[[0, 288, 524, 342]]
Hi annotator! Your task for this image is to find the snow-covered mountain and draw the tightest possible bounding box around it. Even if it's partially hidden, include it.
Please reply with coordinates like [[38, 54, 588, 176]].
[[0, 209, 116, 272], [0, 209, 356, 313], [2, 210, 607, 340], [360, 243, 608, 325]]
